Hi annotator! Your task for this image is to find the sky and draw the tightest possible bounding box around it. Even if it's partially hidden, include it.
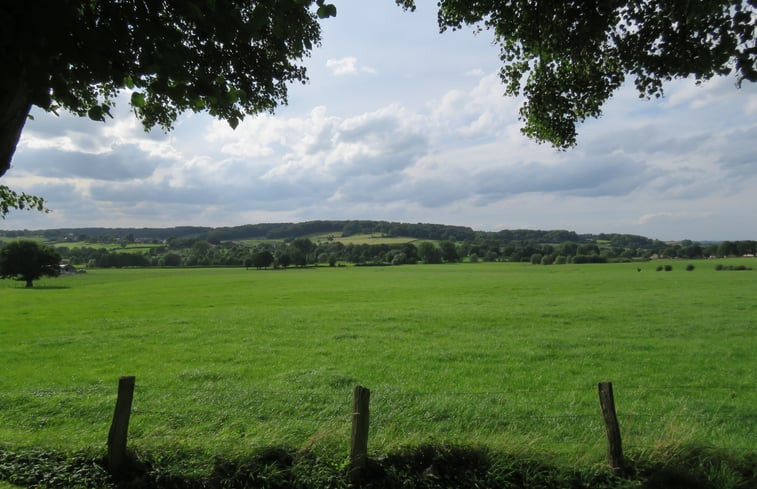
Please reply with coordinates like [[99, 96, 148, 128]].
[[2, 2, 756, 241]]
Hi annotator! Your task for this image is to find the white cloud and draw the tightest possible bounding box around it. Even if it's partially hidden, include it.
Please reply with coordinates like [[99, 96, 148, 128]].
[[325, 56, 377, 76]]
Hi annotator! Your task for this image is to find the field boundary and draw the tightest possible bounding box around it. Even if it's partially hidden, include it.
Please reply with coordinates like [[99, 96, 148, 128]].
[[81, 377, 756, 481]]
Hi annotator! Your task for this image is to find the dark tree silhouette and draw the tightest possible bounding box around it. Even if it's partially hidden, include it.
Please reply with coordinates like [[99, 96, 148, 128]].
[[0, 240, 61, 288]]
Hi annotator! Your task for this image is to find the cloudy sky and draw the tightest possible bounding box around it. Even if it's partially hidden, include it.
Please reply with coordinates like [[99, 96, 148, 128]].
[[3, 2, 756, 241]]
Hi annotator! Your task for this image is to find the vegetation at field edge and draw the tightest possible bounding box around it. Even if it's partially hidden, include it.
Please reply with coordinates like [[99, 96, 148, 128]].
[[0, 444, 755, 488]]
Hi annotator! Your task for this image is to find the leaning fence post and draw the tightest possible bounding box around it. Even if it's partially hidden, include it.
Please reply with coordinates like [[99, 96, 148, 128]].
[[350, 385, 371, 484], [107, 376, 135, 475], [598, 381, 624, 473]]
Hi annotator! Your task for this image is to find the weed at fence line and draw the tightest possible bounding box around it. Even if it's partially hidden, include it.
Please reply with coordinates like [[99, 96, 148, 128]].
[[1, 443, 755, 489]]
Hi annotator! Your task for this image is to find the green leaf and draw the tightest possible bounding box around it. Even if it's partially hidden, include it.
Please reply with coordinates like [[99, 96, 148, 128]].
[[191, 97, 206, 111], [130, 92, 146, 108], [87, 106, 104, 121], [317, 3, 337, 19]]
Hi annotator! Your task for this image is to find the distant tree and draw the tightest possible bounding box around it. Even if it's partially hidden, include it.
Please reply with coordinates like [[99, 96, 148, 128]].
[[557, 242, 578, 257], [663, 246, 679, 258], [682, 244, 703, 259], [290, 249, 307, 267], [401, 243, 419, 263], [439, 240, 459, 263], [484, 250, 499, 262], [0, 240, 61, 288], [577, 243, 600, 256], [276, 253, 292, 269], [530, 253, 542, 265], [418, 242, 442, 264], [162, 252, 182, 267], [290, 237, 316, 255], [718, 240, 738, 257], [289, 238, 315, 266], [704, 244, 719, 257], [738, 240, 757, 255], [249, 250, 274, 269]]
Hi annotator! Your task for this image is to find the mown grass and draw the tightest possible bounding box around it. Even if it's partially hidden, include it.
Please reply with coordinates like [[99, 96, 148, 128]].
[[1, 261, 755, 483]]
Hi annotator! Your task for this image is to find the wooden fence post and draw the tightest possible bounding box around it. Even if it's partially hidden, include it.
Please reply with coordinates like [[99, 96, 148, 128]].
[[350, 385, 371, 484], [598, 381, 624, 473], [107, 376, 135, 475]]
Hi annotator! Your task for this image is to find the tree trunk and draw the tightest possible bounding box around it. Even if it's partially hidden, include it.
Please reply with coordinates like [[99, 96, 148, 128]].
[[0, 77, 33, 178], [25, 279, 33, 288]]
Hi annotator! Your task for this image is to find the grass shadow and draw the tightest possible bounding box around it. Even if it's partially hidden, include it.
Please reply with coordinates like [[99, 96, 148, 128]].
[[11, 285, 71, 290]]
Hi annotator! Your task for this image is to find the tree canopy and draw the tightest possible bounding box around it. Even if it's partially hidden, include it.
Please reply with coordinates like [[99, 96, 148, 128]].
[[398, 0, 756, 148], [0, 0, 336, 211], [0, 240, 61, 288]]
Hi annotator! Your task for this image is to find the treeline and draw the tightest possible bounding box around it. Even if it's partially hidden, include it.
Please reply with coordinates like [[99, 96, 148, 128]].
[[0, 226, 210, 242], [0, 220, 664, 248], [48, 236, 757, 269], [54, 241, 251, 268], [6, 221, 757, 269]]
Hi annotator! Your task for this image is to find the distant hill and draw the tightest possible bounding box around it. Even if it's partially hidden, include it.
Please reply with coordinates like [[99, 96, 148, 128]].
[[0, 220, 667, 249]]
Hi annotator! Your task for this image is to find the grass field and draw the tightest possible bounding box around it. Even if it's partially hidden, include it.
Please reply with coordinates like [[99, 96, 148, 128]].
[[1, 261, 755, 475], [49, 241, 161, 253], [311, 233, 419, 245]]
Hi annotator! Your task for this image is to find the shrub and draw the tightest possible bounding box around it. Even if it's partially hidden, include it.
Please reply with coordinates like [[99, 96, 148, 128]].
[[571, 254, 608, 264], [715, 264, 753, 271], [484, 251, 498, 262], [685, 264, 695, 271], [656, 265, 663, 271], [664, 264, 673, 271]]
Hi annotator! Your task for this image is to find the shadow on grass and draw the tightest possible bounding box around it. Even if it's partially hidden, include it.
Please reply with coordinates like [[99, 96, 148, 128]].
[[1, 444, 755, 489], [8, 284, 70, 290]]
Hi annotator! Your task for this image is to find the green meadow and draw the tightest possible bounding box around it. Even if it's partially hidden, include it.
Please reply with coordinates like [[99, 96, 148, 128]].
[[1, 261, 755, 473], [311, 233, 419, 245]]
